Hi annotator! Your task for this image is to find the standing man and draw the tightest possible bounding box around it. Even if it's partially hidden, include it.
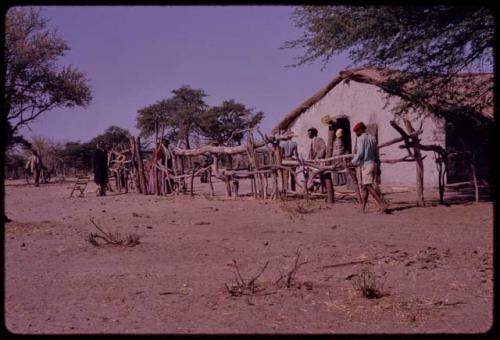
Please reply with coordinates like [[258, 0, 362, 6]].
[[25, 149, 42, 187], [351, 122, 388, 213], [307, 127, 327, 191], [307, 127, 326, 160], [93, 140, 109, 197]]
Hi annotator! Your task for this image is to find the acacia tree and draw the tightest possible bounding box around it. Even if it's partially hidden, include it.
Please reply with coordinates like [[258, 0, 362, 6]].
[[284, 6, 493, 120], [197, 100, 264, 146], [136, 98, 178, 142], [4, 7, 92, 148], [90, 125, 131, 151], [60, 141, 94, 175], [170, 86, 208, 149], [136, 86, 208, 149]]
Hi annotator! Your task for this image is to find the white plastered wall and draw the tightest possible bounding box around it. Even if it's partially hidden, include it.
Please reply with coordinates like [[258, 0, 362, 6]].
[[287, 80, 445, 187]]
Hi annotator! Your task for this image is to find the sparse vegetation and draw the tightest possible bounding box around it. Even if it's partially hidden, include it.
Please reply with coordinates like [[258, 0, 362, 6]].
[[351, 268, 385, 299], [225, 248, 309, 299], [274, 248, 309, 289], [88, 218, 141, 247]]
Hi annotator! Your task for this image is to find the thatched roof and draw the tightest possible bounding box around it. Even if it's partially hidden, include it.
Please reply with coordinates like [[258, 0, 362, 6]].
[[272, 67, 493, 134]]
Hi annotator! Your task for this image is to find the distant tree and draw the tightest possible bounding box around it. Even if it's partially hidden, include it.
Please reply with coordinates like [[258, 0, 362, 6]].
[[136, 98, 178, 142], [136, 86, 208, 149], [60, 141, 94, 175], [4, 150, 26, 179], [170, 86, 208, 149], [197, 100, 264, 146], [90, 125, 131, 151], [283, 6, 493, 120], [4, 7, 92, 148]]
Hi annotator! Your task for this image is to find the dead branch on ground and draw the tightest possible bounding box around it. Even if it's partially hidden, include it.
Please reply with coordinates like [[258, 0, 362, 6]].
[[88, 218, 141, 247], [225, 260, 270, 297], [275, 248, 309, 289], [224, 249, 310, 299]]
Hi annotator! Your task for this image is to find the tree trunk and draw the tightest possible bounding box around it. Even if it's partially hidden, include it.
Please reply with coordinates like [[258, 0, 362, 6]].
[[403, 119, 425, 206], [415, 155, 425, 206]]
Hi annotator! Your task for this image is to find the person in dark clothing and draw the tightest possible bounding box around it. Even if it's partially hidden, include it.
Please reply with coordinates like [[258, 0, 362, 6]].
[[93, 140, 109, 196]]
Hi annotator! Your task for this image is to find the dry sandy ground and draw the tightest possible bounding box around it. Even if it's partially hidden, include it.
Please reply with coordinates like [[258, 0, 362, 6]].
[[3, 178, 494, 334]]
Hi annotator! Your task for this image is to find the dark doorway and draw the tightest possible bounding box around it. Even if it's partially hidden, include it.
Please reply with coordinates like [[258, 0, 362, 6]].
[[332, 117, 352, 153], [445, 115, 491, 184]]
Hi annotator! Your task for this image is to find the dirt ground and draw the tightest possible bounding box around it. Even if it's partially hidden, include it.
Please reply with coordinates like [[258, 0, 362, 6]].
[[3, 178, 494, 334]]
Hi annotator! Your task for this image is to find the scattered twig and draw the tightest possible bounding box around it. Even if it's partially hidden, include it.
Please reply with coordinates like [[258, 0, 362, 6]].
[[159, 291, 181, 296], [275, 248, 308, 288], [90, 217, 116, 242], [224, 249, 310, 300], [321, 259, 372, 269], [225, 260, 270, 297], [88, 218, 141, 247]]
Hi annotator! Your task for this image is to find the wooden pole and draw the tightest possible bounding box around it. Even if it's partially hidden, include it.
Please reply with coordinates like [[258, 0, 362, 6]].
[[129, 137, 141, 194], [154, 120, 160, 195], [264, 173, 269, 199], [325, 125, 335, 203], [435, 152, 446, 204], [272, 170, 279, 200], [232, 179, 239, 197], [403, 119, 425, 206], [135, 137, 148, 194], [225, 174, 232, 197], [272, 144, 283, 196], [171, 153, 178, 194], [179, 155, 186, 193], [190, 163, 196, 197], [470, 153, 479, 203], [301, 158, 309, 202], [208, 168, 215, 196], [343, 158, 362, 205]]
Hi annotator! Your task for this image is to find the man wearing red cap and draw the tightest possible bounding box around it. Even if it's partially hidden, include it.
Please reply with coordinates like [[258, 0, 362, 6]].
[[351, 122, 388, 213]]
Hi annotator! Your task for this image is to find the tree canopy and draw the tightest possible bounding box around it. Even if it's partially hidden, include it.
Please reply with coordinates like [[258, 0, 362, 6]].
[[197, 100, 264, 146], [136, 86, 208, 149], [284, 6, 493, 121], [90, 125, 131, 151], [170, 86, 208, 149], [136, 86, 264, 148], [4, 7, 92, 148], [60, 141, 94, 174]]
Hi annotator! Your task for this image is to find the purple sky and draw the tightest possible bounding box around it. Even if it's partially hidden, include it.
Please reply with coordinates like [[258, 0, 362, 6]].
[[22, 6, 352, 143]]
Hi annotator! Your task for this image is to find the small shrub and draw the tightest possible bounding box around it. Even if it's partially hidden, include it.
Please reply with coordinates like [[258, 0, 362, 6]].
[[351, 268, 384, 299]]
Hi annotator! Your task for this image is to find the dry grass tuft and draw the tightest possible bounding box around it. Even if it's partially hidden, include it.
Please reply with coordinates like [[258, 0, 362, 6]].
[[351, 268, 385, 299]]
